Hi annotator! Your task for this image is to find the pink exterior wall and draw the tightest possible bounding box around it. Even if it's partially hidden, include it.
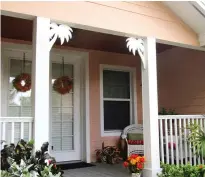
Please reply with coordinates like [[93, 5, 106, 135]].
[[88, 47, 205, 162], [89, 51, 142, 161], [158, 47, 205, 114], [1, 1, 198, 46], [2, 39, 205, 162]]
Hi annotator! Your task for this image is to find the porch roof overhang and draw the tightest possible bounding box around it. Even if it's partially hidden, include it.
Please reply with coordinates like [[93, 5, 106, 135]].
[[0, 1, 200, 47], [164, 1, 205, 47], [1, 15, 175, 55]]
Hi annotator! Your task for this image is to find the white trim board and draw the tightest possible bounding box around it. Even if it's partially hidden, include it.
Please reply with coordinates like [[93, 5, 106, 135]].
[[100, 64, 138, 137], [85, 56, 91, 163], [157, 39, 205, 52]]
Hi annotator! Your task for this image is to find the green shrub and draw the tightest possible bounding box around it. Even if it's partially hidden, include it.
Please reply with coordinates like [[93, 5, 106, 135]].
[[158, 108, 178, 115], [187, 123, 205, 159], [0, 139, 63, 177], [1, 139, 34, 170], [157, 163, 205, 177]]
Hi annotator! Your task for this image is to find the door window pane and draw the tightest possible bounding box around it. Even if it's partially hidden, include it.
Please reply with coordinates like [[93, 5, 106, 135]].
[[8, 59, 32, 117], [51, 62, 74, 151]]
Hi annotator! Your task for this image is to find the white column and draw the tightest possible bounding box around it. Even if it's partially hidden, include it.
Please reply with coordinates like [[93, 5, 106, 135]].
[[32, 17, 50, 151], [142, 37, 161, 177]]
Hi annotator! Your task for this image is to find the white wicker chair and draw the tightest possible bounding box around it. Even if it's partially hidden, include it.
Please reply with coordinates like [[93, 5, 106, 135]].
[[121, 124, 144, 157]]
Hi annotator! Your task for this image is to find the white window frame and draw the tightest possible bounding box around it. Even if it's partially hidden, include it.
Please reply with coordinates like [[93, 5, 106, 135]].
[[100, 64, 137, 137]]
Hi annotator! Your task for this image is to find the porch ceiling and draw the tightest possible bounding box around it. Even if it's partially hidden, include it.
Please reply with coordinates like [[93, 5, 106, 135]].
[[1, 15, 175, 54]]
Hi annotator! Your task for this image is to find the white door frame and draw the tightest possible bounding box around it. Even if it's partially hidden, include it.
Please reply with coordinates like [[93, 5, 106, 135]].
[[1, 42, 90, 162]]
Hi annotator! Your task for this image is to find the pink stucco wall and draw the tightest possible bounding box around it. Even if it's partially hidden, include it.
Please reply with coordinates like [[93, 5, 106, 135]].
[[89, 47, 205, 162], [1, 1, 198, 46], [158, 47, 205, 114], [89, 50, 142, 161]]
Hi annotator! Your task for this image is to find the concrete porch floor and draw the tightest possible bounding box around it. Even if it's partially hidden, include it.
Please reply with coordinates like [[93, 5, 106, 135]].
[[63, 163, 131, 177]]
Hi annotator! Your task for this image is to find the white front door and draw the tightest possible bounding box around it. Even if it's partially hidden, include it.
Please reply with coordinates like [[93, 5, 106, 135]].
[[50, 58, 81, 162]]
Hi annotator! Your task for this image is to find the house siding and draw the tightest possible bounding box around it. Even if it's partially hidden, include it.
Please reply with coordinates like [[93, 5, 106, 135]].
[[2, 39, 205, 162], [89, 51, 142, 161], [158, 47, 205, 114], [1, 1, 198, 46], [89, 47, 205, 162]]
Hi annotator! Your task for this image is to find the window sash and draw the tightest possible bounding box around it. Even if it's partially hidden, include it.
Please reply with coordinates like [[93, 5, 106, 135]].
[[103, 100, 130, 131], [103, 70, 130, 99], [102, 68, 132, 133], [103, 98, 131, 102]]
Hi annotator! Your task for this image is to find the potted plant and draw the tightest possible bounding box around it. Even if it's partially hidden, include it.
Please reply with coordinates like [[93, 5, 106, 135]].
[[123, 154, 145, 177], [95, 142, 122, 164]]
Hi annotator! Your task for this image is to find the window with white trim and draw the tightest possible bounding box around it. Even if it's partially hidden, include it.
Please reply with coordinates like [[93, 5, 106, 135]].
[[101, 66, 134, 135]]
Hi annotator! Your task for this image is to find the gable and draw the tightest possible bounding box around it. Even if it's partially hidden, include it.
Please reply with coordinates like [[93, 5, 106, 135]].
[[1, 1, 199, 46]]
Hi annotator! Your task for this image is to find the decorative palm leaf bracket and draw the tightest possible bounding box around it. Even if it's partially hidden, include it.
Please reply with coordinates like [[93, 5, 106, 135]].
[[48, 22, 73, 51], [126, 37, 146, 69]]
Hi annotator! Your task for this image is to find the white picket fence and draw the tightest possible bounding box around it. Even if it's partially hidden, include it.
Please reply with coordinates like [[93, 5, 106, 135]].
[[0, 117, 34, 149], [158, 115, 205, 165]]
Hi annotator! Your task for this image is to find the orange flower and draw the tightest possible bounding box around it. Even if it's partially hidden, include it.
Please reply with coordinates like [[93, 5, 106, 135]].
[[130, 159, 137, 165], [123, 161, 129, 167], [137, 163, 143, 170], [199, 165, 203, 169], [136, 156, 141, 163]]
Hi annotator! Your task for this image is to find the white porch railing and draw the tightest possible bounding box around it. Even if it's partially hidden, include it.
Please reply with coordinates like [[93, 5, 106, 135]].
[[0, 117, 34, 148], [158, 115, 205, 165]]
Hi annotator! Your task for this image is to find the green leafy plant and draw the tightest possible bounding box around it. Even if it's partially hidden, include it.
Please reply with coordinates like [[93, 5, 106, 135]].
[[5, 159, 35, 177], [187, 123, 205, 159], [1, 139, 34, 170], [159, 108, 178, 115], [157, 163, 205, 177], [39, 164, 62, 177], [95, 142, 122, 164], [1, 160, 61, 177], [0, 139, 63, 176], [0, 170, 11, 177]]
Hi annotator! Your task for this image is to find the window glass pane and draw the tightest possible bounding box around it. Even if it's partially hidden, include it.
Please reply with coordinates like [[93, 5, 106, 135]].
[[51, 63, 74, 151], [8, 59, 32, 117], [104, 101, 130, 131], [103, 70, 130, 99], [52, 63, 73, 79]]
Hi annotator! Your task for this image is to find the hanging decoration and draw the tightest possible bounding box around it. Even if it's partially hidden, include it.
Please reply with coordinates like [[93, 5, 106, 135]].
[[13, 53, 31, 92], [49, 23, 73, 51], [53, 57, 72, 95], [126, 37, 145, 69]]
